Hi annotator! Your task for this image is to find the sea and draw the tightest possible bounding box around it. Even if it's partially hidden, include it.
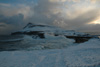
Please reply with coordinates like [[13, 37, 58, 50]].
[[0, 35, 24, 51], [85, 32, 100, 38], [0, 35, 75, 51], [0, 32, 100, 51]]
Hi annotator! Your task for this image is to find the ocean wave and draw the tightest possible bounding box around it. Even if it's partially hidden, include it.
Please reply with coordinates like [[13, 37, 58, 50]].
[[0, 39, 23, 42], [0, 35, 75, 51]]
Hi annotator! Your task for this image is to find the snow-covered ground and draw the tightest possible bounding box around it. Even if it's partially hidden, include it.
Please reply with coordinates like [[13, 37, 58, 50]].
[[0, 39, 100, 67]]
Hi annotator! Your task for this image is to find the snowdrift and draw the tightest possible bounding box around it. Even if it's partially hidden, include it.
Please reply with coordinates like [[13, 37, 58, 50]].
[[0, 39, 100, 67]]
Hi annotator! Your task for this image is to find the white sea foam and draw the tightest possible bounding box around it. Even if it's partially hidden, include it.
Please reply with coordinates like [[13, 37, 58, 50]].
[[22, 35, 75, 50]]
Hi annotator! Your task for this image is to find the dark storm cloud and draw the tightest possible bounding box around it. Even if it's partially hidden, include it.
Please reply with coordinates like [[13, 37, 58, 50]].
[[0, 14, 24, 35], [0, 25, 5, 27], [0, 14, 24, 25]]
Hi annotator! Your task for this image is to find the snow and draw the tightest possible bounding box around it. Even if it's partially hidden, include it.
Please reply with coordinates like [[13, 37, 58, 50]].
[[18, 23, 88, 36], [22, 35, 75, 50], [23, 25, 85, 36], [0, 39, 100, 67], [22, 24, 64, 33]]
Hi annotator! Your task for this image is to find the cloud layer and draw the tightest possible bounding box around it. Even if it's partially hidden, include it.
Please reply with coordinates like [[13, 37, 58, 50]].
[[0, 0, 100, 34]]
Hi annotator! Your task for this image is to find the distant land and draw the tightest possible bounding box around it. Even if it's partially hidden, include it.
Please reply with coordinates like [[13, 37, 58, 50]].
[[85, 32, 100, 35]]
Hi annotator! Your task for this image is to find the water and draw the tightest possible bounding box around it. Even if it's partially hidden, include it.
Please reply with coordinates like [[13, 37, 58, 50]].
[[0, 35, 74, 51], [85, 32, 100, 38], [0, 32, 99, 51], [0, 35, 24, 51]]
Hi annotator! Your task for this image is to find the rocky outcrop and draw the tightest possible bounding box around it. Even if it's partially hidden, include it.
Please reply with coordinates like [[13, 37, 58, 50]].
[[65, 36, 93, 43]]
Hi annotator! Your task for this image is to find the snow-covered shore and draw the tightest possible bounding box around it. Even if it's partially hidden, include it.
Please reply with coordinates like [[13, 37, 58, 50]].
[[0, 39, 100, 67]]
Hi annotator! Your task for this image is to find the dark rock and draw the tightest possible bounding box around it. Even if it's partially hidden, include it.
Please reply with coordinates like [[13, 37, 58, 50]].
[[65, 36, 92, 43], [11, 31, 45, 38], [11, 32, 23, 35]]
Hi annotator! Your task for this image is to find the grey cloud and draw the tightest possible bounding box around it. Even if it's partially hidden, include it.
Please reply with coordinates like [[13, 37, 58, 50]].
[[24, 0, 100, 32], [0, 14, 24, 35], [63, 9, 100, 29], [0, 0, 100, 35], [0, 25, 6, 27], [25, 0, 64, 24], [0, 14, 24, 25], [78, 24, 100, 32]]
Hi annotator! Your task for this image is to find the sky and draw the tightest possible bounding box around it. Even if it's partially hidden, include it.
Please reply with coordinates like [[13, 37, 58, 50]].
[[0, 0, 100, 35]]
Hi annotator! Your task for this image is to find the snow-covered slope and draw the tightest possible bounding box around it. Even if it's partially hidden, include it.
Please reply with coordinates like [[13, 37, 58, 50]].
[[0, 39, 100, 67], [12, 23, 88, 37], [22, 23, 64, 32]]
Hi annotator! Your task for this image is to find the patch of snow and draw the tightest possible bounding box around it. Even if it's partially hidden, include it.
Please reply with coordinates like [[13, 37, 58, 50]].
[[64, 39, 100, 67], [0, 39, 100, 67]]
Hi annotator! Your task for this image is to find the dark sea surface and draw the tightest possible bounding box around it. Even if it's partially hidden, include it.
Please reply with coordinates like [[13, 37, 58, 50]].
[[0, 35, 24, 51]]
